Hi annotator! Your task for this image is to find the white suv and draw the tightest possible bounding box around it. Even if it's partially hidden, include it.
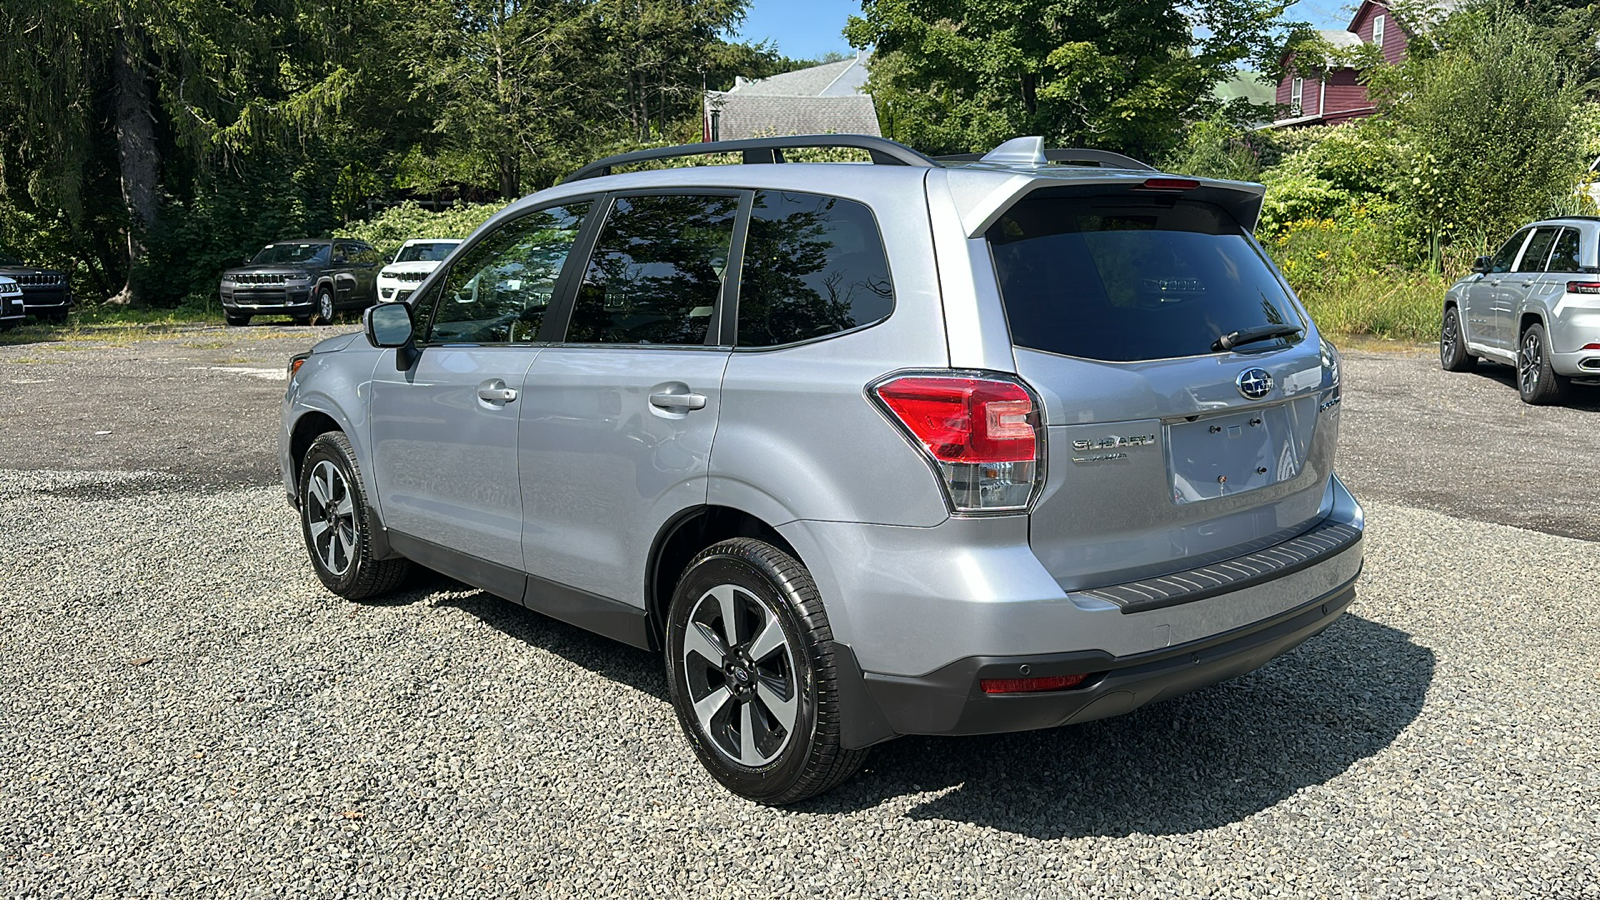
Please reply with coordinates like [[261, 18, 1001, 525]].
[[377, 239, 462, 304]]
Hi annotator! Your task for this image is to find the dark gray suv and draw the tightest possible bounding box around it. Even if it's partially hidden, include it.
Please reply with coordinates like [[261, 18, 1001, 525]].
[[0, 250, 71, 323], [221, 239, 381, 326], [280, 135, 1363, 804]]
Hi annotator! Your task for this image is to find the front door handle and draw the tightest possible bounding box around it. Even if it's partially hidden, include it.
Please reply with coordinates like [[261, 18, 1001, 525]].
[[478, 380, 518, 404], [649, 391, 707, 411]]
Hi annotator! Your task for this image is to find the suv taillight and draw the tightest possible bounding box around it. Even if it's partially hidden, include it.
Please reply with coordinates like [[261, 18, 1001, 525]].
[[870, 373, 1044, 514]]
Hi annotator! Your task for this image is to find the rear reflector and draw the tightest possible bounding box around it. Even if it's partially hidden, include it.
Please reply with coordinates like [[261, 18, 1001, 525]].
[[1139, 178, 1200, 191], [871, 373, 1043, 513], [1583, 343, 1600, 351], [1566, 282, 1600, 294], [980, 673, 1089, 694]]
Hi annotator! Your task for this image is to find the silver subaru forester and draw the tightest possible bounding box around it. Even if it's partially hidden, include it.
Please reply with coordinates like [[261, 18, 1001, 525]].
[[280, 135, 1364, 804]]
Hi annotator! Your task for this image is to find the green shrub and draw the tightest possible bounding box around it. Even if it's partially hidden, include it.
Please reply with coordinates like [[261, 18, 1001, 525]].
[[333, 201, 505, 260]]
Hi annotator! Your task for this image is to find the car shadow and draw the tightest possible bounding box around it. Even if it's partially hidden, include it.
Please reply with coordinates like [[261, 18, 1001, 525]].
[[420, 580, 670, 703], [802, 614, 1433, 838], [1475, 363, 1600, 410], [363, 581, 1431, 838]]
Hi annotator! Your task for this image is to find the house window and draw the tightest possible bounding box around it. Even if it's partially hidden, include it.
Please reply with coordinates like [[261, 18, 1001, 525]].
[[1291, 76, 1303, 115], [1372, 14, 1386, 50]]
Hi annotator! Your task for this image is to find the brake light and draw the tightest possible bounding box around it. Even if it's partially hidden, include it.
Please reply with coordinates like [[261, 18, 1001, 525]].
[[871, 373, 1043, 513], [980, 673, 1088, 694], [1139, 178, 1200, 191], [1566, 282, 1600, 294]]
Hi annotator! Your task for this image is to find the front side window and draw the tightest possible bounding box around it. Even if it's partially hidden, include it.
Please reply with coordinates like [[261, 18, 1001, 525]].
[[988, 193, 1304, 362], [566, 194, 738, 345], [1489, 230, 1531, 273], [421, 202, 590, 344], [737, 191, 894, 347], [1515, 227, 1559, 273], [1547, 228, 1582, 272]]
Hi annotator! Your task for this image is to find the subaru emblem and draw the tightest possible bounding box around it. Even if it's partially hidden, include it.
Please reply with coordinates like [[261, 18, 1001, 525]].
[[1236, 367, 1273, 400]]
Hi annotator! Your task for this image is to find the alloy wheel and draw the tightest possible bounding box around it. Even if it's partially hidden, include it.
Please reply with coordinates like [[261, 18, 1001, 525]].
[[305, 459, 357, 575], [1519, 330, 1543, 396], [1441, 310, 1460, 366], [681, 583, 799, 767], [317, 291, 335, 324]]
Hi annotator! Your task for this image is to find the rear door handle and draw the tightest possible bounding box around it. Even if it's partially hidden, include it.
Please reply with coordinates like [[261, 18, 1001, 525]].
[[478, 380, 518, 404], [649, 391, 707, 411]]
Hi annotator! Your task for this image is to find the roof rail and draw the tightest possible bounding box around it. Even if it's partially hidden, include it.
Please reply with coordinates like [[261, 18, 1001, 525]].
[[562, 135, 938, 183], [935, 147, 1156, 172]]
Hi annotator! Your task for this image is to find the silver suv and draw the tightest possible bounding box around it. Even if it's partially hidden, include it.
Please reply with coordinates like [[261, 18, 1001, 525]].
[[1442, 216, 1600, 403], [280, 135, 1363, 804]]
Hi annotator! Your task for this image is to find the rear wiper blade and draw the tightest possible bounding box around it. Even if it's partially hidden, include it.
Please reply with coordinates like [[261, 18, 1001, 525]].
[[1212, 324, 1302, 352]]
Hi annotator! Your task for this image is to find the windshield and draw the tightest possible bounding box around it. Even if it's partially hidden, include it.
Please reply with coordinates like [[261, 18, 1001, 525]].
[[396, 241, 461, 263], [252, 243, 330, 265], [987, 194, 1304, 362]]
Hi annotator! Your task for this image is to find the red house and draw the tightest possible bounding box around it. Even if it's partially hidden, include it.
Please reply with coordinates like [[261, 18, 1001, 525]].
[[1271, 0, 1411, 127]]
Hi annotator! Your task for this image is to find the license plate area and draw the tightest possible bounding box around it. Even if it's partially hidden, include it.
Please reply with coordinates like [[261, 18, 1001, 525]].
[[1167, 402, 1309, 504]]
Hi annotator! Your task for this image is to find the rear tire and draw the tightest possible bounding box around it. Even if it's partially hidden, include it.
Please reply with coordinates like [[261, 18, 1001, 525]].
[[298, 431, 411, 599], [1439, 305, 1475, 372], [1517, 322, 1567, 405], [665, 538, 868, 805]]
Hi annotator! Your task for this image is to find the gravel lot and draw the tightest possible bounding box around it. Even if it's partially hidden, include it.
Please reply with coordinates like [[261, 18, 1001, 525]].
[[2, 328, 1597, 897]]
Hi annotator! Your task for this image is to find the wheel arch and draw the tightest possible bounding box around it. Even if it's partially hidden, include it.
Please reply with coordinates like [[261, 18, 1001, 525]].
[[1518, 309, 1547, 337], [287, 403, 398, 560], [646, 505, 801, 650]]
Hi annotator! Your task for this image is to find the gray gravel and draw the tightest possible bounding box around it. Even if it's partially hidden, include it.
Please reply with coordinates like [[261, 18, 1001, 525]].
[[2, 328, 1597, 896], [2, 466, 1596, 898]]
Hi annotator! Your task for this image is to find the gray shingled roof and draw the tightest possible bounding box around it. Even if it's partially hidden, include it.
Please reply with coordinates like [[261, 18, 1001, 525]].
[[1319, 29, 1364, 48], [726, 55, 871, 98], [706, 95, 881, 140], [706, 53, 880, 139]]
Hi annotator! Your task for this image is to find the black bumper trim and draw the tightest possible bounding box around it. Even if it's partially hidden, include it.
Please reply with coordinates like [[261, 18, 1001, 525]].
[[852, 574, 1358, 740], [1084, 519, 1362, 614]]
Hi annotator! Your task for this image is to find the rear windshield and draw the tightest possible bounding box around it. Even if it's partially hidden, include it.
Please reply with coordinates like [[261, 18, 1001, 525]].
[[987, 194, 1303, 362]]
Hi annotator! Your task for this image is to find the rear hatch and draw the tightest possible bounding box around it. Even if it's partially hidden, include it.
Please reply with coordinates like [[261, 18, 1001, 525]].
[[977, 180, 1342, 591]]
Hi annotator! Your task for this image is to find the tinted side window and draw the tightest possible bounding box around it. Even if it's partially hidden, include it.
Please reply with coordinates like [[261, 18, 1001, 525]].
[[737, 191, 894, 347], [988, 195, 1303, 362], [566, 194, 737, 345], [1547, 228, 1581, 272], [1515, 227, 1558, 273], [422, 202, 589, 344], [1490, 230, 1530, 273]]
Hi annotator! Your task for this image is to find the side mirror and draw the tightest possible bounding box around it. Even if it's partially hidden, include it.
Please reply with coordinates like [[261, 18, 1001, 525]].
[[363, 302, 419, 369], [1471, 256, 1492, 274]]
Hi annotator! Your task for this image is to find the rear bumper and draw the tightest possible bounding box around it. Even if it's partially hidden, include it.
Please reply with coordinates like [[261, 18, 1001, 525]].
[[836, 575, 1356, 746]]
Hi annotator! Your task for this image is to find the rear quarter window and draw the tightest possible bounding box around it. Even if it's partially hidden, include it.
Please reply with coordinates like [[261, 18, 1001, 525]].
[[736, 191, 894, 347], [987, 194, 1304, 362]]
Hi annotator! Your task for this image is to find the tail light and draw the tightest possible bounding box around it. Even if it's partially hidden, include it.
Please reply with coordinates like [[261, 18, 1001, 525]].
[[870, 372, 1044, 514], [1566, 282, 1600, 294]]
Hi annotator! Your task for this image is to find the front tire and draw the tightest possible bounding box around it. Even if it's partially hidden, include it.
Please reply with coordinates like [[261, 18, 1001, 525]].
[[1440, 305, 1475, 372], [665, 538, 868, 805], [224, 311, 251, 327], [1517, 322, 1567, 405], [298, 431, 411, 599], [313, 286, 336, 325]]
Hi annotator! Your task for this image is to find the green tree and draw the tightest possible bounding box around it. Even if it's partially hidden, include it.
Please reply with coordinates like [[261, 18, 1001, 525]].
[[845, 0, 1298, 159], [1369, 2, 1583, 261]]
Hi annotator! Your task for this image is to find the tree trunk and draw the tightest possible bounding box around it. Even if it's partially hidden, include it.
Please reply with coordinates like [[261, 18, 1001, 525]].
[[108, 21, 159, 307]]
